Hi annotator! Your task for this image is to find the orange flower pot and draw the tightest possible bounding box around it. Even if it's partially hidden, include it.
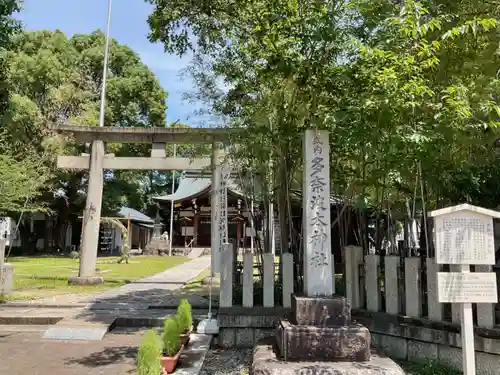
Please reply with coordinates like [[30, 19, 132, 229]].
[[180, 331, 191, 347], [160, 346, 183, 374]]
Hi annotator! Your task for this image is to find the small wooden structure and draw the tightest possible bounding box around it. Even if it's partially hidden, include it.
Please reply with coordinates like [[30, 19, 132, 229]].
[[79, 207, 154, 253]]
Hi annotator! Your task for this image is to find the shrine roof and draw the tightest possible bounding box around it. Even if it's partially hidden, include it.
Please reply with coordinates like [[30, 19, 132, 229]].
[[153, 173, 244, 202], [117, 207, 154, 224]]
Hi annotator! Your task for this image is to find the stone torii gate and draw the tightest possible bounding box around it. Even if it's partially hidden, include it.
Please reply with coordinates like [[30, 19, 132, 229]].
[[54, 125, 232, 284]]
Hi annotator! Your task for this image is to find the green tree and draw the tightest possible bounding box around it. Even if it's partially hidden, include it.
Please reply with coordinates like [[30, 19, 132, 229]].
[[147, 0, 500, 259], [0, 0, 54, 216], [3, 29, 168, 248], [0, 0, 22, 113]]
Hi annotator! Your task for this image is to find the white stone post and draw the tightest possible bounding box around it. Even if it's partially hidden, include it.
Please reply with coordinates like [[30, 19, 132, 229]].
[[426, 258, 443, 321], [475, 264, 495, 328], [65, 223, 73, 250], [450, 264, 462, 324], [405, 257, 422, 318], [282, 253, 294, 307], [384, 255, 400, 315], [302, 130, 333, 296], [345, 245, 362, 309], [0, 238, 5, 293], [263, 253, 275, 307], [365, 254, 380, 312], [220, 242, 233, 307], [77, 140, 104, 282], [242, 250, 253, 307]]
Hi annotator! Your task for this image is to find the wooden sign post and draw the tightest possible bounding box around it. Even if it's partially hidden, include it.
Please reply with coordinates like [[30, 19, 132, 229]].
[[430, 204, 500, 375]]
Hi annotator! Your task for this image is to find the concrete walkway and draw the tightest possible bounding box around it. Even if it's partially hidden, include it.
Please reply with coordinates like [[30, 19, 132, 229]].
[[87, 255, 211, 306], [40, 256, 212, 341]]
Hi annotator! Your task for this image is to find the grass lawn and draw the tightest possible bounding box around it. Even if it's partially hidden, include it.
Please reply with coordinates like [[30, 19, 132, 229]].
[[3, 255, 189, 301]]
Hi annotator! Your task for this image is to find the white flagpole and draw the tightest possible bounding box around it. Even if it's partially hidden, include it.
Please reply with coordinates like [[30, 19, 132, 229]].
[[99, 0, 113, 128]]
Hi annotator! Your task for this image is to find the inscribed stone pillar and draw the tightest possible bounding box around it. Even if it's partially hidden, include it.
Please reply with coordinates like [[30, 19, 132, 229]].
[[211, 143, 222, 274], [76, 140, 105, 283], [302, 130, 333, 297]]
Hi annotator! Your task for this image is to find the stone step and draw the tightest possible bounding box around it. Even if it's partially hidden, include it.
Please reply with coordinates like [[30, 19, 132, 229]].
[[253, 337, 405, 375]]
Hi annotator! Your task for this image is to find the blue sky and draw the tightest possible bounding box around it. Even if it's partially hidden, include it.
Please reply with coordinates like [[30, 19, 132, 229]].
[[16, 0, 199, 125]]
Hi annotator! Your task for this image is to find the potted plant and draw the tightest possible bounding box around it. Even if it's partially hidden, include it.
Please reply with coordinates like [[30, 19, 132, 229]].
[[160, 316, 183, 374], [176, 299, 193, 346], [137, 329, 162, 375]]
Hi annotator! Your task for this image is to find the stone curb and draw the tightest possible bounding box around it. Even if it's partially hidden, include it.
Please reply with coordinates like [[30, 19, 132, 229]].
[[0, 316, 63, 325]]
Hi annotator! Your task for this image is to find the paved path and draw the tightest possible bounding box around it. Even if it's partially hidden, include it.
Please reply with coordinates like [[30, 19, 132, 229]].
[[0, 256, 214, 374], [0, 327, 146, 375], [38, 255, 212, 340], [87, 255, 211, 307], [0, 256, 213, 319]]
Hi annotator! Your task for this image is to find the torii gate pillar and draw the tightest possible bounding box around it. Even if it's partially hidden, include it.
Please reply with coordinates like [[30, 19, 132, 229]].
[[69, 140, 105, 285]]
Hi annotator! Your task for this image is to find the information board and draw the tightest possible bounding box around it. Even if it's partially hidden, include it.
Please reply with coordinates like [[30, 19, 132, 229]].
[[434, 212, 495, 265], [437, 272, 498, 303]]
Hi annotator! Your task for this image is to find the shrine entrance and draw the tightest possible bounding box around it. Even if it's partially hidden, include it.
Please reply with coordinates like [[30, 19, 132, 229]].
[[53, 125, 234, 284]]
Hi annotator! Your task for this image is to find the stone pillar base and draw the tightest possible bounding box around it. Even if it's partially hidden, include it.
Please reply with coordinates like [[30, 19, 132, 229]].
[[291, 293, 351, 326], [68, 276, 104, 285]]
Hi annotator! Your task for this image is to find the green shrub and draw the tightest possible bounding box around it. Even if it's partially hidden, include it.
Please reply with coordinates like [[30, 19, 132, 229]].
[[176, 299, 193, 333], [162, 316, 181, 356], [399, 361, 460, 375], [137, 329, 161, 375]]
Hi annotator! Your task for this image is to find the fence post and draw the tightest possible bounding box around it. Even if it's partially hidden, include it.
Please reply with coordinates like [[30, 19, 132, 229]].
[[0, 239, 5, 293], [242, 250, 254, 307], [450, 265, 461, 324], [263, 253, 275, 307], [426, 258, 443, 321], [385, 255, 400, 315], [220, 242, 233, 307], [365, 254, 381, 312], [345, 246, 362, 308], [476, 264, 495, 328], [405, 257, 422, 318], [282, 253, 293, 308]]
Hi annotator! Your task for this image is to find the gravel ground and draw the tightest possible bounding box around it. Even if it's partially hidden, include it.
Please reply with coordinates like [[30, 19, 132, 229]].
[[200, 349, 252, 375]]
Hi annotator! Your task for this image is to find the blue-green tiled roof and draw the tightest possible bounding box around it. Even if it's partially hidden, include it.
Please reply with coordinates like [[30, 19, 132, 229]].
[[154, 173, 243, 202], [117, 207, 154, 224]]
